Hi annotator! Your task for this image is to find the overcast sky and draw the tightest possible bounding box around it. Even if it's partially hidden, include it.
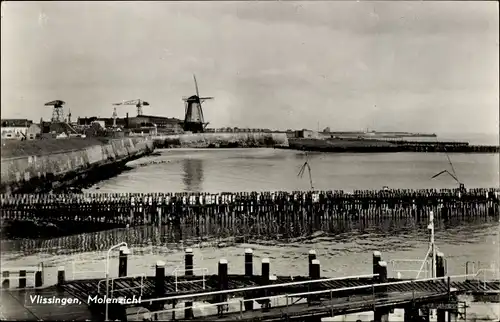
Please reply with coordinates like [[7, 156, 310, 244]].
[[1, 1, 498, 136]]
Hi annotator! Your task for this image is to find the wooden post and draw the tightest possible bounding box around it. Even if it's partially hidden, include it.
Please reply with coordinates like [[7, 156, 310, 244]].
[[244, 248, 253, 277], [373, 251, 382, 283], [436, 252, 446, 322], [244, 248, 254, 311], [118, 246, 130, 277], [261, 258, 270, 311], [35, 269, 43, 287], [19, 270, 27, 288], [57, 266, 65, 285], [2, 271, 10, 289], [374, 261, 388, 322], [309, 259, 320, 304], [154, 260, 165, 315], [184, 248, 194, 319], [308, 250, 316, 277], [217, 259, 228, 317]]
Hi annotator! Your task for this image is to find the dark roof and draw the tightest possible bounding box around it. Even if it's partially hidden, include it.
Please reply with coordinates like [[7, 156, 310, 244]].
[[133, 115, 182, 122], [1, 119, 33, 127]]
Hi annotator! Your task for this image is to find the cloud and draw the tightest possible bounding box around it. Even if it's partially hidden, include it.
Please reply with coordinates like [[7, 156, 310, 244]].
[[1, 1, 498, 135]]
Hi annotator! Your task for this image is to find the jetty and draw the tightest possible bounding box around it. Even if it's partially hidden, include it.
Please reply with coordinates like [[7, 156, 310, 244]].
[[286, 138, 500, 153], [1, 247, 499, 321], [1, 188, 498, 238]]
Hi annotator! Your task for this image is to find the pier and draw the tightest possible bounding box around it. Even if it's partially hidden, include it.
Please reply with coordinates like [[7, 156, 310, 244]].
[[1, 247, 498, 321], [1, 188, 498, 238], [286, 138, 500, 153]]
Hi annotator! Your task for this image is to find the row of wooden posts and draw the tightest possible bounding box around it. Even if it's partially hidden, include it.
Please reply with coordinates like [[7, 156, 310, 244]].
[[1, 188, 499, 205]]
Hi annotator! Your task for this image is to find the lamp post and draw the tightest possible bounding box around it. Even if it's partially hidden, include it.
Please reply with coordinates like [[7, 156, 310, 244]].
[[105, 242, 130, 321]]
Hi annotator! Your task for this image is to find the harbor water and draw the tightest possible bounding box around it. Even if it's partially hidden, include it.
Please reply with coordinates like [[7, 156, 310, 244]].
[[1, 148, 499, 320]]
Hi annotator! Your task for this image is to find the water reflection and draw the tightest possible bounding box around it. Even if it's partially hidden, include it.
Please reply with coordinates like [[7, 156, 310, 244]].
[[1, 216, 496, 259], [182, 158, 204, 192]]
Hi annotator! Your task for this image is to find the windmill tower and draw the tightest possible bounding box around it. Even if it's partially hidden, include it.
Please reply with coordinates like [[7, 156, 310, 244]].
[[182, 75, 214, 133], [44, 100, 66, 123]]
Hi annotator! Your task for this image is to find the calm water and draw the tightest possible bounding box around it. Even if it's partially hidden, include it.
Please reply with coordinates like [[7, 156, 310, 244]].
[[1, 149, 499, 288], [86, 148, 499, 193]]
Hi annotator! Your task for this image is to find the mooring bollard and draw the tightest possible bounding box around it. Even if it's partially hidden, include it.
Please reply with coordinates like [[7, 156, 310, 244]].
[[244, 248, 254, 311], [35, 269, 43, 288], [118, 246, 130, 277], [155, 260, 165, 297], [373, 251, 382, 282], [185, 248, 194, 320], [2, 271, 10, 289], [57, 266, 65, 285], [436, 252, 446, 322], [436, 252, 445, 278], [308, 250, 317, 277], [261, 258, 271, 311], [217, 259, 228, 317], [309, 259, 321, 304], [244, 248, 253, 277], [19, 270, 27, 288], [374, 261, 389, 322]]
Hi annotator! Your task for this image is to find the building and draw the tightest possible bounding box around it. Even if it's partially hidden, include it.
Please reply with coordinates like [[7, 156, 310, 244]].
[[0, 119, 36, 140], [78, 114, 183, 134], [295, 129, 319, 139], [27, 124, 42, 140]]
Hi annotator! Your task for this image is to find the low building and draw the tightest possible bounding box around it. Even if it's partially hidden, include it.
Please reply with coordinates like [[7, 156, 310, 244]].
[[1, 119, 34, 140], [295, 129, 319, 139], [26, 124, 42, 140]]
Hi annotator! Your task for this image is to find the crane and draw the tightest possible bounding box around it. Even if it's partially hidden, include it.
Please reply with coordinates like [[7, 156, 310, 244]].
[[112, 99, 149, 116], [44, 100, 66, 123]]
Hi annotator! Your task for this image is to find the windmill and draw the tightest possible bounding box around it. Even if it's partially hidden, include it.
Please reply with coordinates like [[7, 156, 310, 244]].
[[44, 100, 66, 123], [182, 74, 214, 133], [112, 99, 149, 116]]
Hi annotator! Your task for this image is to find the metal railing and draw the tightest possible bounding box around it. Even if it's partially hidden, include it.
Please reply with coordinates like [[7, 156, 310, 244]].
[[140, 273, 376, 305], [172, 267, 209, 292], [390, 259, 430, 279], [97, 274, 146, 298], [139, 274, 473, 321]]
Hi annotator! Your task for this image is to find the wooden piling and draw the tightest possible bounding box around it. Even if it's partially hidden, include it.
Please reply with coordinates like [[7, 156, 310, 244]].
[[118, 245, 130, 277], [373, 251, 382, 282], [184, 248, 194, 320], [244, 248, 254, 311], [217, 259, 228, 317], [436, 252, 446, 322], [261, 258, 271, 311], [308, 250, 317, 277], [35, 269, 43, 287], [18, 270, 27, 288], [309, 259, 320, 304], [374, 261, 389, 322]]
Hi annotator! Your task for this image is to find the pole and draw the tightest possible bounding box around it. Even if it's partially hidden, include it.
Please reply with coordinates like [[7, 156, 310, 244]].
[[430, 211, 436, 279]]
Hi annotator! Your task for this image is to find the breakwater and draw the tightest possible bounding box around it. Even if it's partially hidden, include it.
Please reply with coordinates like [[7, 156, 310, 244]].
[[1, 188, 498, 238], [287, 138, 500, 153], [153, 132, 288, 148], [0, 137, 154, 194]]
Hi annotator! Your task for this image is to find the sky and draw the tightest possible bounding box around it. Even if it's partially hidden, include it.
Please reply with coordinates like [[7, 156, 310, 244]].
[[1, 1, 499, 137]]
